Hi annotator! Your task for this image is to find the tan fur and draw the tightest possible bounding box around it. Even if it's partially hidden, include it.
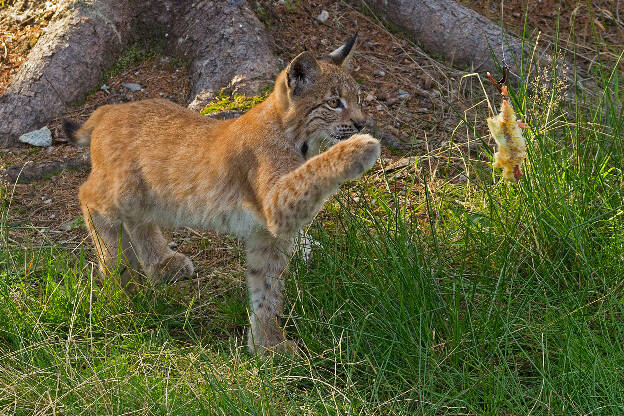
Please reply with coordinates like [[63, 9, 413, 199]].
[[73, 39, 380, 354]]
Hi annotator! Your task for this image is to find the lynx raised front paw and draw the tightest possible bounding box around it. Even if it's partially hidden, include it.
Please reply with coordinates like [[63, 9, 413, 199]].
[[339, 133, 381, 180], [154, 252, 194, 283]]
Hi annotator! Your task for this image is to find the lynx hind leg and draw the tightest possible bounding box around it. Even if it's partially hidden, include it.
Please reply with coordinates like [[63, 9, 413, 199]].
[[123, 221, 194, 284], [81, 204, 140, 288], [246, 230, 296, 355]]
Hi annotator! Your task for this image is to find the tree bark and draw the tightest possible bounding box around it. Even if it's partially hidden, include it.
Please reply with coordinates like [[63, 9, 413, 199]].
[[363, 0, 526, 75], [171, 0, 277, 111], [0, 0, 134, 147]]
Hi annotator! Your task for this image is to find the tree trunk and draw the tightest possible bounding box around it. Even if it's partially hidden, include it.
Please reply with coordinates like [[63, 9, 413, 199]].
[[0, 0, 278, 147], [363, 0, 526, 75], [0, 0, 134, 147], [171, 0, 278, 111]]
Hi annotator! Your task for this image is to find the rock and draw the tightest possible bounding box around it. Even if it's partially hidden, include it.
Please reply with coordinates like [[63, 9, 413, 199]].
[[122, 82, 142, 92], [397, 89, 410, 99], [377, 70, 386, 77], [365, 93, 375, 102], [168, 241, 178, 249], [376, 104, 383, 111], [59, 221, 72, 232], [316, 10, 329, 23], [100, 84, 110, 91], [44, 198, 52, 204], [19, 126, 52, 147]]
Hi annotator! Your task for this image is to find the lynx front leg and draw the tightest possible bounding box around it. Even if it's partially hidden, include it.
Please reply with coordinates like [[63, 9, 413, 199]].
[[264, 134, 380, 237], [246, 230, 296, 355]]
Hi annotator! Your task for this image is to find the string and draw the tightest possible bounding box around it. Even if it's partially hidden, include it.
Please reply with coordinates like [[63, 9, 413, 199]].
[[501, 0, 506, 67]]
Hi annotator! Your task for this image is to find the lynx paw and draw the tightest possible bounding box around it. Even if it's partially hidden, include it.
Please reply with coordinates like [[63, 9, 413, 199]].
[[155, 252, 194, 283], [341, 134, 381, 180]]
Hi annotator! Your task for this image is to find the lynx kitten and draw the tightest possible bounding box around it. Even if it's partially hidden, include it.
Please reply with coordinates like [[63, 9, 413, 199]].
[[64, 34, 380, 354]]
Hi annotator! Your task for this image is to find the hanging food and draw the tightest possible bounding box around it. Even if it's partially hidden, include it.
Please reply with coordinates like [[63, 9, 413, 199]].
[[485, 70, 528, 182]]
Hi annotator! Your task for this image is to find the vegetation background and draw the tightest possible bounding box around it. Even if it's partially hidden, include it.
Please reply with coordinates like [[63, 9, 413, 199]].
[[1, 0, 623, 414]]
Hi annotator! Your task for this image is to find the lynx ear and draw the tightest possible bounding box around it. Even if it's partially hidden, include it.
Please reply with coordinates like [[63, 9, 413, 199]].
[[286, 51, 321, 96], [328, 32, 358, 67]]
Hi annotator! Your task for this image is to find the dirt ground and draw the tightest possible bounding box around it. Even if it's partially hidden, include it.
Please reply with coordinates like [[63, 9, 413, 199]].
[[1, 0, 622, 283]]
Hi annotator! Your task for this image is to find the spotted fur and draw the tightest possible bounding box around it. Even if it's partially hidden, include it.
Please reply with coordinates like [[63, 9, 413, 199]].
[[68, 35, 380, 355]]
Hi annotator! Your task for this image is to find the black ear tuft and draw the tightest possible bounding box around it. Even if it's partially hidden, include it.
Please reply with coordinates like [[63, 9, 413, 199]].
[[286, 51, 321, 96], [328, 32, 358, 67]]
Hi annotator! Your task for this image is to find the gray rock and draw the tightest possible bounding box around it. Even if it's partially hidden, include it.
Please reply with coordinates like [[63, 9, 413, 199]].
[[122, 82, 142, 92], [59, 221, 73, 232], [397, 89, 410, 99], [316, 10, 329, 23], [18, 126, 52, 147], [100, 84, 110, 91]]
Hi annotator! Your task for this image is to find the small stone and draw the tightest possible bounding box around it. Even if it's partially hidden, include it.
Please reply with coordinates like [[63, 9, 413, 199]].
[[386, 157, 417, 172], [44, 198, 52, 204], [168, 241, 178, 249], [159, 92, 166, 97], [377, 70, 386, 77], [376, 104, 383, 111], [59, 222, 72, 232], [316, 10, 329, 23], [49, 214, 55, 219], [100, 84, 110, 91], [397, 89, 410, 100], [365, 93, 375, 102], [122, 83, 142, 92], [19, 126, 52, 147]]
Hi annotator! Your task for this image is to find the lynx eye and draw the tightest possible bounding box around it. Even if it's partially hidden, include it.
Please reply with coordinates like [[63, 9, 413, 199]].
[[327, 97, 342, 109]]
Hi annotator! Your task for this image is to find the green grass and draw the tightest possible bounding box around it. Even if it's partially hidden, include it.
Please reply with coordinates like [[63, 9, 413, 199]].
[[2, 43, 624, 416]]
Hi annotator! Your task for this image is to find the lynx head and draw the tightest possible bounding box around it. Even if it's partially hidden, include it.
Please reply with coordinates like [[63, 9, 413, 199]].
[[277, 33, 367, 158]]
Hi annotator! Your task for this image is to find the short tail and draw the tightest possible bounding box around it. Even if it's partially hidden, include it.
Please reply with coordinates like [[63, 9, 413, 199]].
[[63, 119, 92, 146]]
